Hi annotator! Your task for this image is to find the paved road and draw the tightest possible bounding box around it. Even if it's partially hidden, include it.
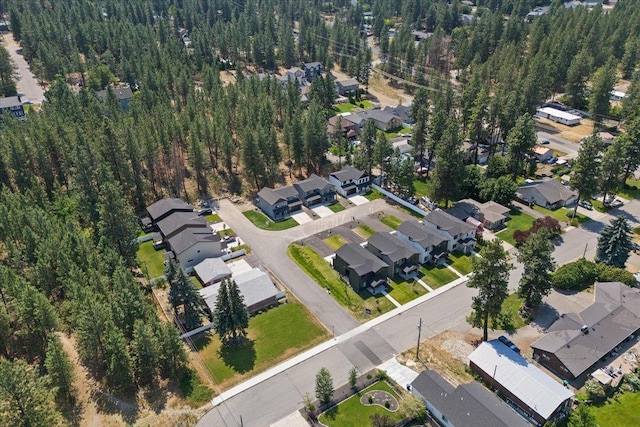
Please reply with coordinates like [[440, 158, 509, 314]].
[[2, 32, 45, 105]]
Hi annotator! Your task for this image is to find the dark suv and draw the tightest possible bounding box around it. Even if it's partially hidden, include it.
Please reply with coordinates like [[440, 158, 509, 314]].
[[498, 335, 521, 353]]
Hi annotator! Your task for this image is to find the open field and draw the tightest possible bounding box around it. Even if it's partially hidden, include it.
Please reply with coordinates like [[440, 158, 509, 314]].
[[536, 117, 594, 143]]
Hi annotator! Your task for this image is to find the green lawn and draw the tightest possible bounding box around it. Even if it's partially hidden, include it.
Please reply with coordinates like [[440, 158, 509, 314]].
[[195, 301, 328, 389], [383, 125, 413, 138], [218, 228, 234, 237], [354, 225, 376, 239], [419, 264, 458, 289], [388, 278, 427, 304], [379, 215, 403, 230], [497, 293, 527, 331], [137, 240, 165, 279], [231, 243, 252, 253], [619, 178, 640, 201], [413, 179, 430, 197], [592, 199, 609, 213], [242, 210, 298, 231], [333, 100, 374, 113], [532, 205, 567, 222], [328, 202, 346, 213], [190, 275, 203, 289], [179, 369, 214, 407], [324, 235, 347, 251], [205, 213, 222, 223], [288, 244, 394, 321], [364, 189, 383, 201], [447, 252, 473, 276], [495, 210, 536, 246], [319, 381, 403, 427], [591, 390, 640, 427], [565, 209, 591, 226]]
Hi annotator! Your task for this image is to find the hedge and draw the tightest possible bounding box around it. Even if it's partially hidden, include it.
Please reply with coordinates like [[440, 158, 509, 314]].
[[553, 259, 636, 290]]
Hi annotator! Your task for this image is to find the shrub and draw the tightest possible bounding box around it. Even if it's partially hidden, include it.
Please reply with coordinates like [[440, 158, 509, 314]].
[[596, 263, 637, 286], [376, 370, 389, 381], [514, 216, 561, 245], [552, 259, 597, 290], [367, 373, 372, 380], [368, 395, 373, 404], [585, 379, 606, 401], [384, 400, 390, 409], [622, 373, 640, 392]]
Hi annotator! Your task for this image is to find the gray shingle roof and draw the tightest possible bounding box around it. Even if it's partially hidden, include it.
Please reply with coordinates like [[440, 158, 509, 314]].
[[335, 243, 388, 276], [425, 209, 475, 237], [199, 269, 281, 313], [330, 165, 368, 184], [396, 220, 448, 249], [367, 232, 418, 263], [96, 86, 133, 100], [273, 185, 300, 200], [146, 198, 193, 221], [156, 211, 207, 238], [194, 258, 232, 284], [0, 96, 22, 109], [257, 187, 285, 206], [531, 282, 640, 378], [168, 228, 220, 255], [446, 199, 510, 224], [293, 174, 334, 194], [517, 178, 577, 205], [411, 370, 531, 427]]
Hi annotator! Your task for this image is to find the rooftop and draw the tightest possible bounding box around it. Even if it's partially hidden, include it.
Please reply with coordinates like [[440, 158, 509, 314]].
[[330, 165, 368, 183], [194, 258, 232, 284], [0, 96, 22, 109], [199, 268, 281, 312], [537, 107, 582, 121], [294, 174, 334, 194], [146, 198, 193, 221], [396, 220, 448, 250], [518, 178, 577, 205], [367, 232, 418, 263], [156, 211, 207, 238], [335, 243, 388, 276], [425, 209, 475, 237], [168, 228, 221, 255]]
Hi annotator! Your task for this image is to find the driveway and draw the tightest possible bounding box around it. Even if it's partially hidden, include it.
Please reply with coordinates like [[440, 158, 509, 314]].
[[349, 195, 370, 205], [2, 32, 45, 104], [291, 211, 312, 224], [312, 205, 334, 218]]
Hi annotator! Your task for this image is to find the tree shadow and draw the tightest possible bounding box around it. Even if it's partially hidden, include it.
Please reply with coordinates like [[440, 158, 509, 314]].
[[59, 397, 83, 427], [91, 389, 138, 425], [218, 337, 257, 374], [143, 385, 168, 414]]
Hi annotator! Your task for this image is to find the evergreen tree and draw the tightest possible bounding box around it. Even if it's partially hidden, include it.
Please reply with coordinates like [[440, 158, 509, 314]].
[[45, 335, 76, 403], [132, 319, 160, 386], [303, 100, 328, 174], [570, 134, 603, 217], [517, 230, 555, 309], [360, 119, 377, 177], [315, 367, 334, 405], [595, 217, 633, 268], [568, 403, 597, 427], [618, 117, 640, 183], [565, 49, 593, 109], [167, 260, 206, 331], [97, 181, 139, 266], [505, 114, 536, 179], [467, 240, 511, 341], [588, 61, 617, 123], [599, 140, 624, 204], [213, 279, 249, 345], [431, 119, 465, 207], [373, 131, 392, 180]]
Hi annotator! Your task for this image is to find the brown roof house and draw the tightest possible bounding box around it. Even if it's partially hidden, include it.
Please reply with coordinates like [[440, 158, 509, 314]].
[[531, 282, 640, 381], [446, 199, 511, 231]]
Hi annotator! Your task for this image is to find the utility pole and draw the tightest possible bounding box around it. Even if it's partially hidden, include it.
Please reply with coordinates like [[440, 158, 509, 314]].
[[416, 317, 422, 359], [583, 243, 588, 259]]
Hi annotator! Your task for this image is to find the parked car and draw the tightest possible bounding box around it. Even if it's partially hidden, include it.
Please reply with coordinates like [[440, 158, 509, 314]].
[[556, 159, 568, 165], [498, 335, 521, 353], [197, 208, 213, 216], [541, 140, 550, 144], [546, 157, 558, 164], [578, 200, 593, 210], [152, 240, 166, 250], [603, 195, 615, 205], [610, 199, 624, 208]]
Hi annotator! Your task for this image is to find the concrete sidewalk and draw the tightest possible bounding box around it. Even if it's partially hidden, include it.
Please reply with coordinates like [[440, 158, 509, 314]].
[[211, 274, 470, 407]]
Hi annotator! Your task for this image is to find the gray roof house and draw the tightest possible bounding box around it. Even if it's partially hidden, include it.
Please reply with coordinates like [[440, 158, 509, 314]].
[[293, 174, 336, 207], [396, 220, 449, 264], [517, 178, 578, 209], [0, 96, 25, 119], [167, 228, 222, 271], [333, 243, 389, 293], [382, 103, 413, 125], [199, 268, 285, 314], [255, 185, 303, 221], [156, 211, 208, 239], [366, 232, 419, 278], [302, 62, 323, 81], [470, 340, 574, 426], [532, 282, 640, 381], [446, 199, 511, 231], [193, 257, 232, 286], [146, 198, 194, 223], [335, 78, 360, 96], [328, 165, 370, 197], [411, 370, 531, 427], [96, 86, 133, 110], [424, 210, 476, 254], [351, 110, 402, 131]]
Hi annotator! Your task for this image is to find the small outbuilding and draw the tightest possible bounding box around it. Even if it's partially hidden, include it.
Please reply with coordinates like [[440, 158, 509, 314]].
[[194, 258, 232, 286], [536, 107, 582, 126]]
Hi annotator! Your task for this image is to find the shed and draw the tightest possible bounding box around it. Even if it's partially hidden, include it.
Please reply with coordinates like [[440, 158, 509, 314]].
[[194, 258, 232, 286]]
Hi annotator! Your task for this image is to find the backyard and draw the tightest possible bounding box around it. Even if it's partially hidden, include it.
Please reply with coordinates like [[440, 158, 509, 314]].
[[364, 189, 383, 201], [319, 381, 403, 427], [388, 278, 427, 304], [324, 235, 348, 251], [379, 214, 403, 230], [354, 224, 376, 239], [137, 240, 165, 279], [243, 210, 298, 231], [447, 252, 473, 276], [495, 210, 536, 246], [195, 301, 328, 390], [328, 202, 347, 213], [333, 100, 374, 114], [419, 264, 458, 289], [288, 244, 395, 320], [497, 293, 527, 331], [413, 179, 430, 198], [590, 390, 640, 427]]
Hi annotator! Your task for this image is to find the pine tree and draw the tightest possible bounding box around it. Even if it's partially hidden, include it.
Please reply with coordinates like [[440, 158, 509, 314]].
[[588, 61, 617, 124], [467, 240, 512, 341], [599, 140, 624, 204], [45, 335, 76, 403], [97, 182, 139, 266], [517, 230, 555, 309], [596, 217, 633, 268], [570, 134, 602, 217], [315, 367, 334, 405], [168, 261, 206, 331], [431, 119, 465, 207], [132, 319, 160, 386], [214, 279, 249, 345], [506, 114, 537, 179]]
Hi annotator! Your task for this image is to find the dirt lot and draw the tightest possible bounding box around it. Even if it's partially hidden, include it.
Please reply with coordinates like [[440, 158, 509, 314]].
[[331, 67, 413, 108], [537, 117, 594, 143]]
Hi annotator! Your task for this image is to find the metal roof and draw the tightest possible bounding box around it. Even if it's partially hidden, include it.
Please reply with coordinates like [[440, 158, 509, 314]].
[[199, 269, 281, 312]]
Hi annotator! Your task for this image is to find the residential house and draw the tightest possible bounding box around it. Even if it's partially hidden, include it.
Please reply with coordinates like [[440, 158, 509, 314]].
[[366, 232, 419, 278], [396, 220, 449, 264], [327, 115, 360, 140], [597, 131, 615, 145], [423, 210, 476, 254], [610, 90, 626, 101], [333, 243, 389, 293], [517, 178, 578, 209], [96, 85, 133, 110], [199, 268, 285, 314], [193, 257, 232, 286], [0, 96, 25, 119], [276, 67, 307, 87], [146, 198, 194, 223], [156, 211, 208, 239], [533, 145, 553, 162], [255, 185, 303, 221], [328, 165, 370, 197], [167, 228, 223, 271], [350, 109, 403, 131], [531, 282, 640, 381], [446, 199, 511, 231], [382, 103, 414, 125], [461, 141, 490, 165], [302, 62, 323, 81], [411, 370, 531, 427], [335, 78, 360, 96], [536, 107, 582, 126], [293, 174, 336, 207], [564, 0, 585, 8], [469, 340, 574, 426], [390, 136, 413, 163], [411, 30, 431, 41]]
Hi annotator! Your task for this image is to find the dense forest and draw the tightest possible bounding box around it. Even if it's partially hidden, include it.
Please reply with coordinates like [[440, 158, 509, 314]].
[[0, 0, 640, 423]]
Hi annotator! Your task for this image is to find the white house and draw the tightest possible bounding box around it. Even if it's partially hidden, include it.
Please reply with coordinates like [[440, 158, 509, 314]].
[[168, 228, 223, 271], [610, 90, 626, 101], [423, 210, 476, 254], [328, 165, 370, 197], [396, 220, 449, 264], [536, 107, 582, 126]]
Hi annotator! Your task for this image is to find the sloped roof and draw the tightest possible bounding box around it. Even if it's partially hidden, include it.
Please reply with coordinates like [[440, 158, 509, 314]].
[[0, 96, 22, 109], [96, 86, 133, 101], [146, 198, 193, 221], [411, 370, 530, 427], [531, 282, 640, 378], [194, 258, 232, 284], [396, 220, 447, 250], [168, 228, 220, 255], [330, 165, 368, 184], [517, 179, 577, 205], [367, 232, 418, 263], [335, 243, 388, 276], [156, 211, 207, 238], [469, 341, 574, 420], [336, 78, 359, 87], [294, 174, 334, 194], [199, 268, 280, 312], [425, 209, 475, 236], [257, 187, 285, 206], [382, 103, 413, 124]]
